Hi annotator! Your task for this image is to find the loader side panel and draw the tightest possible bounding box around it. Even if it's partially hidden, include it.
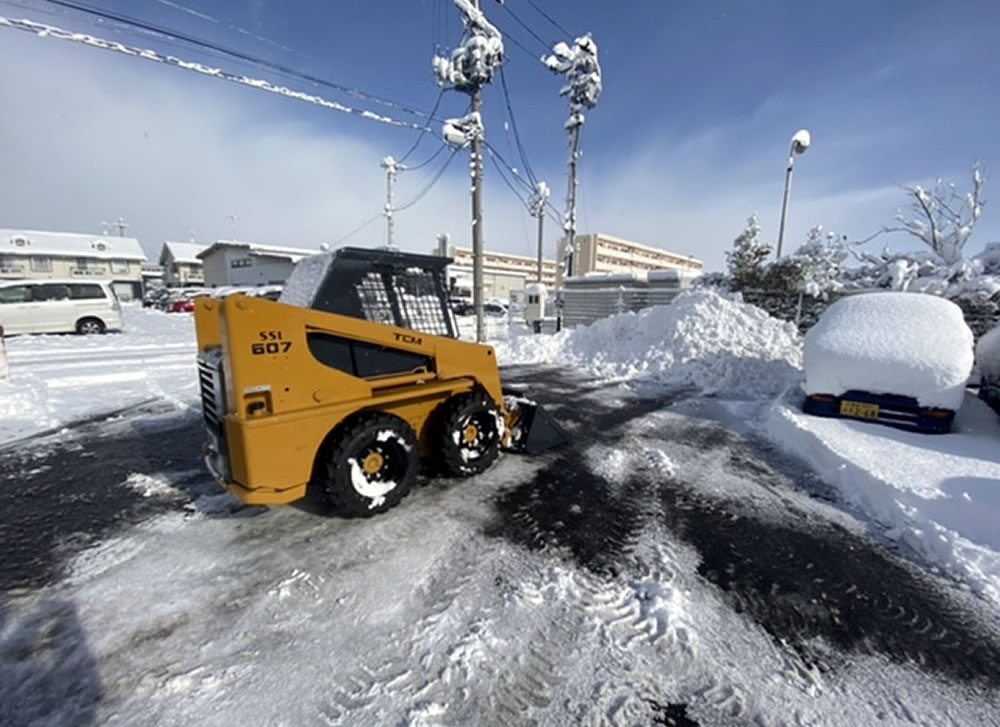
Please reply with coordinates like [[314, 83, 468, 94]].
[[195, 293, 506, 504]]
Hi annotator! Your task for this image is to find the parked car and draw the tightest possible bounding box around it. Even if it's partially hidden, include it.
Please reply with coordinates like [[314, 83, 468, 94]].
[[167, 297, 195, 313], [484, 302, 508, 317], [0, 279, 123, 335], [801, 292, 973, 434], [976, 324, 1000, 415]]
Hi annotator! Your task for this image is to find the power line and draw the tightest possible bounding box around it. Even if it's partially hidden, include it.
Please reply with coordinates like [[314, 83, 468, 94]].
[[498, 1, 552, 52], [398, 88, 446, 164], [498, 64, 538, 187], [0, 14, 433, 131], [330, 212, 383, 246], [401, 141, 447, 172], [396, 147, 461, 212], [40, 0, 443, 122], [523, 0, 572, 38]]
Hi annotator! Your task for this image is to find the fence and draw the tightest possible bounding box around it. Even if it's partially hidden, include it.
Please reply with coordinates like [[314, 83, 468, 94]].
[[560, 270, 696, 328]]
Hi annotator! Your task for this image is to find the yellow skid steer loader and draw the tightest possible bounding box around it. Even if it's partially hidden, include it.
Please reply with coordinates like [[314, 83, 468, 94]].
[[193, 246, 566, 515]]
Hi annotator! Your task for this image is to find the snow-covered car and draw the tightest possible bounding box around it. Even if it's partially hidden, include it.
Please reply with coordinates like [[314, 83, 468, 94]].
[[976, 324, 1000, 415], [802, 292, 973, 434]]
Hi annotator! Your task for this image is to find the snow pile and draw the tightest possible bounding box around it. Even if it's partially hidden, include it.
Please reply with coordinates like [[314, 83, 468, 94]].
[[496, 289, 803, 398], [279, 252, 331, 308], [768, 392, 1000, 606], [804, 292, 974, 409], [975, 324, 1000, 380]]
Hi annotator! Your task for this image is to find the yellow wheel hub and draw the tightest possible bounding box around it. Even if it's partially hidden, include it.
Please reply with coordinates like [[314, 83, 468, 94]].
[[462, 423, 479, 445], [362, 451, 384, 475]]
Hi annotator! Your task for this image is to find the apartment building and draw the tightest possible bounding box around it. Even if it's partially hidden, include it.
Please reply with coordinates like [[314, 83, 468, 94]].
[[159, 241, 208, 287], [446, 245, 559, 299], [556, 233, 703, 284], [199, 240, 322, 287], [0, 228, 148, 300]]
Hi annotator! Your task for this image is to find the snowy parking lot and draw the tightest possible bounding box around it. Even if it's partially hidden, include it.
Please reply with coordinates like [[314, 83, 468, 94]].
[[3, 296, 1000, 726]]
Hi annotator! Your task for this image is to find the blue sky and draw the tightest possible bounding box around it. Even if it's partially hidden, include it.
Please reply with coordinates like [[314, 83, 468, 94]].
[[0, 0, 998, 271]]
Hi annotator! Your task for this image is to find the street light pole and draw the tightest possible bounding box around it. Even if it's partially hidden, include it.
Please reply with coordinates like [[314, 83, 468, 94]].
[[775, 129, 811, 259]]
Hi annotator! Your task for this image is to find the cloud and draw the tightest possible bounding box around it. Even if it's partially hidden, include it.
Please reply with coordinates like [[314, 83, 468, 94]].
[[1, 25, 996, 277], [0, 29, 533, 262]]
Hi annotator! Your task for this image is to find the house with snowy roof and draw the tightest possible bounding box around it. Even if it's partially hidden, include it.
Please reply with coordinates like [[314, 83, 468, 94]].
[[198, 240, 323, 288], [0, 228, 148, 300], [159, 241, 208, 287]]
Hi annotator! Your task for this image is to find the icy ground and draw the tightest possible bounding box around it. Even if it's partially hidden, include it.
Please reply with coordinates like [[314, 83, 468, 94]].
[[2, 298, 1000, 726]]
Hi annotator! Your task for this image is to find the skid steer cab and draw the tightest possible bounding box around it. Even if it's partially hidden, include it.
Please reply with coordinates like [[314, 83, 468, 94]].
[[194, 246, 566, 516]]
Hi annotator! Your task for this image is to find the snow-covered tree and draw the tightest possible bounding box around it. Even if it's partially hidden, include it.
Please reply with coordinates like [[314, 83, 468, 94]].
[[788, 226, 848, 299], [889, 163, 986, 267], [726, 214, 771, 290]]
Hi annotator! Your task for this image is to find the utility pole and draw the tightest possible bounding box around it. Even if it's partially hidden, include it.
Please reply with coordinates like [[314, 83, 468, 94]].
[[381, 156, 402, 249], [434, 0, 503, 343], [544, 33, 602, 307], [565, 120, 581, 276], [529, 181, 550, 283]]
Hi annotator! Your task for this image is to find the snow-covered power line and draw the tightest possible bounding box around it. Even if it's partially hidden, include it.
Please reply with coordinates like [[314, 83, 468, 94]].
[[39, 0, 443, 122], [396, 148, 462, 211], [0, 15, 432, 132], [148, 0, 308, 59]]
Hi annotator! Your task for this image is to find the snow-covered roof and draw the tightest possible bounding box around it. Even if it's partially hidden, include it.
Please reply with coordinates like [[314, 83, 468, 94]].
[[198, 240, 323, 264], [0, 228, 147, 261], [161, 241, 209, 265]]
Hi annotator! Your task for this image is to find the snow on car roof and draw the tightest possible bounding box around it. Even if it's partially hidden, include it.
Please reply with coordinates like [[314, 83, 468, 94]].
[[804, 292, 973, 410]]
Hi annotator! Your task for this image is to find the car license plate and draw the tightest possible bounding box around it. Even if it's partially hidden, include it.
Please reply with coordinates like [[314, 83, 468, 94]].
[[840, 400, 879, 419]]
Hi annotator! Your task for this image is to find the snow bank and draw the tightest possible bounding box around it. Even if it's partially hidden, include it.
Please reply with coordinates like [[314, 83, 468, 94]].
[[496, 289, 802, 398], [804, 292, 973, 410], [976, 324, 1000, 380], [767, 391, 1000, 606]]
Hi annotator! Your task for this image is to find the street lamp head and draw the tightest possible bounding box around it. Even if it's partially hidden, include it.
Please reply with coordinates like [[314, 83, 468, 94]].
[[791, 129, 811, 155]]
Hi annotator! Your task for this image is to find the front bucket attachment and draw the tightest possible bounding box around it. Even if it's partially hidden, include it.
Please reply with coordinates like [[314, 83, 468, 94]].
[[503, 395, 570, 454]]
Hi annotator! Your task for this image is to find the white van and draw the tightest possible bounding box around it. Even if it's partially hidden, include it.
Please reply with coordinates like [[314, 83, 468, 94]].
[[0, 279, 123, 335]]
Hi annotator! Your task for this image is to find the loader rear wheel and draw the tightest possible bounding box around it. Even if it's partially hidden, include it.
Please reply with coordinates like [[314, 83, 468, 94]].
[[436, 392, 502, 477], [319, 413, 418, 517]]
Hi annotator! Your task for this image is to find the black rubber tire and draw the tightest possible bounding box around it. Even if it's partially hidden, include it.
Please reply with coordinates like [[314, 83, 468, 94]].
[[436, 392, 502, 477], [76, 317, 105, 335], [318, 412, 418, 517]]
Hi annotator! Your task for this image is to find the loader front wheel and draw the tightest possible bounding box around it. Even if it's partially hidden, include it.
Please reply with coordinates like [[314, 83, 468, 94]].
[[436, 392, 502, 477], [319, 413, 418, 517]]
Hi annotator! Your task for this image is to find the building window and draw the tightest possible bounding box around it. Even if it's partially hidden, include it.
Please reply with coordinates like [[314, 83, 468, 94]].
[[230, 258, 252, 268], [110, 260, 129, 274], [29, 256, 52, 272]]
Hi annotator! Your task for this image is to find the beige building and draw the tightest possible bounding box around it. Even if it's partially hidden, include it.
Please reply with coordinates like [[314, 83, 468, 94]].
[[446, 246, 559, 299], [556, 233, 703, 284], [159, 241, 208, 287], [0, 228, 148, 300]]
